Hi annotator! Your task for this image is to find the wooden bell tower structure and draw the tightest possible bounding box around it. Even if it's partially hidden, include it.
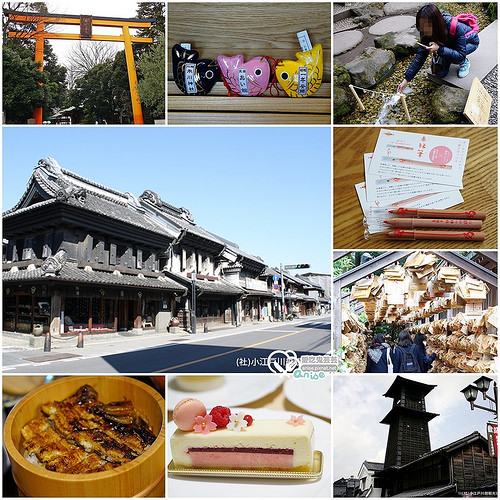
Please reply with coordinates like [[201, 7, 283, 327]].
[[6, 11, 154, 124], [381, 376, 439, 467]]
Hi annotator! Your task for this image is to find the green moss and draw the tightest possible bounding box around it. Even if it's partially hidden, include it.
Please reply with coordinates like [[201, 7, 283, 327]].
[[487, 2, 497, 21]]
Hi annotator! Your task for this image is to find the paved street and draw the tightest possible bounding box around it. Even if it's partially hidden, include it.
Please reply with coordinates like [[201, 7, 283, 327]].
[[2, 315, 331, 374]]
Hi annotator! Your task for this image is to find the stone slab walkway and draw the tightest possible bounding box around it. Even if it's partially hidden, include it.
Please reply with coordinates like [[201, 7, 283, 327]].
[[335, 12, 421, 65], [368, 15, 415, 35], [334, 30, 364, 56], [428, 20, 498, 90]]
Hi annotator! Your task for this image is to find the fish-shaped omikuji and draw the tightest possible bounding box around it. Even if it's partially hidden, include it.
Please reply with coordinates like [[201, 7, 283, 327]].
[[172, 44, 220, 95], [276, 43, 323, 98], [216, 54, 271, 96]]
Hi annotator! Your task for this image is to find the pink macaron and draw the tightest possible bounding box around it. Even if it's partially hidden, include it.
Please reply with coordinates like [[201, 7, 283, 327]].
[[173, 398, 207, 431]]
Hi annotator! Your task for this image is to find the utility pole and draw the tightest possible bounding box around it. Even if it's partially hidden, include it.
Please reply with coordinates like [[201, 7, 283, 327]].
[[190, 271, 197, 334], [280, 263, 285, 321], [281, 263, 310, 321]]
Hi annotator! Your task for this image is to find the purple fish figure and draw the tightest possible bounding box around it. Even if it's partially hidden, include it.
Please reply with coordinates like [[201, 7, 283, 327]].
[[217, 54, 270, 96]]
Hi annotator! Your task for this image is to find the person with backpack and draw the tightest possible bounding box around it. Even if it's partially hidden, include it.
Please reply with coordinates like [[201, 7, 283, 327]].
[[392, 330, 425, 373], [397, 4, 480, 93], [413, 332, 437, 372], [365, 333, 394, 373]]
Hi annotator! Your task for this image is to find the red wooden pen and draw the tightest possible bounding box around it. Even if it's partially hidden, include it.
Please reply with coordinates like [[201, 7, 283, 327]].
[[384, 218, 483, 230], [388, 208, 486, 220], [385, 229, 485, 241]]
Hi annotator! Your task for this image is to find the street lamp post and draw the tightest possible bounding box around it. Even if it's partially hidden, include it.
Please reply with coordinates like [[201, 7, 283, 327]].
[[461, 376, 498, 415]]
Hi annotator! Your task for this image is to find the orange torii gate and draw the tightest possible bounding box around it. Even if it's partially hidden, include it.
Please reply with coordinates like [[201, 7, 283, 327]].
[[7, 11, 153, 124]]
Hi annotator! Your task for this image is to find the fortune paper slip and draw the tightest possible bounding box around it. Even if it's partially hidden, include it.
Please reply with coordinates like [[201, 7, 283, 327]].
[[363, 153, 456, 203], [368, 129, 469, 190]]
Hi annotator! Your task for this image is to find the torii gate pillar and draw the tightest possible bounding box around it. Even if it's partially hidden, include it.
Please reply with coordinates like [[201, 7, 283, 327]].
[[7, 12, 153, 124]]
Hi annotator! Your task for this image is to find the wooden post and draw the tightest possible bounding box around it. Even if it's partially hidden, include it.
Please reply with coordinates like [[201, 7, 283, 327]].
[[134, 297, 143, 329], [122, 25, 144, 124], [349, 84, 366, 112], [114, 298, 118, 332], [49, 294, 61, 337], [400, 94, 411, 122]]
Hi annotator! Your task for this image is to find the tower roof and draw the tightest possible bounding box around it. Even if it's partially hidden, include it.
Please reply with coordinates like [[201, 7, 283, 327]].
[[380, 406, 439, 425], [383, 375, 437, 400]]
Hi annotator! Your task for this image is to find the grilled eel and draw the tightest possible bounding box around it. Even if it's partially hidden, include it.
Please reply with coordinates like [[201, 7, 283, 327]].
[[21, 384, 157, 473]]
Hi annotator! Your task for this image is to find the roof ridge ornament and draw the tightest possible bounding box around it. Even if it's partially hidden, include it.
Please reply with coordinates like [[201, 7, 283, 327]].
[[140, 189, 195, 222], [41, 249, 67, 276], [37, 157, 63, 176]]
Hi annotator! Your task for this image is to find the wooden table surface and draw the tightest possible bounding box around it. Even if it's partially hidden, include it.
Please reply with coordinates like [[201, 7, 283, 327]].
[[333, 126, 498, 249]]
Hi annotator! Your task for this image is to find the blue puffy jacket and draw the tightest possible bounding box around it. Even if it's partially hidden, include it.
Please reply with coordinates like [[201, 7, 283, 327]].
[[405, 12, 480, 81]]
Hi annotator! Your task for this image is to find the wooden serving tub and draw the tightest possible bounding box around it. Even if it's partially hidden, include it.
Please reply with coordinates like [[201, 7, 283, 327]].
[[3, 376, 165, 497]]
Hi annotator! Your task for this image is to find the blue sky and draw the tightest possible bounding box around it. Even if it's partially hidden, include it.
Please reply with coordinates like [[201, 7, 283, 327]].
[[2, 126, 331, 274], [333, 374, 498, 480]]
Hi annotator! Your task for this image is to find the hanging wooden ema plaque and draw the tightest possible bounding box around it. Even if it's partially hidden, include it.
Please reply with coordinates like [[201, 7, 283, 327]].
[[464, 77, 492, 125]]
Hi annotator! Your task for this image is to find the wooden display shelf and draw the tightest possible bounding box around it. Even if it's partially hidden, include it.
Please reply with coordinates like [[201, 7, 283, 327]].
[[167, 2, 331, 125]]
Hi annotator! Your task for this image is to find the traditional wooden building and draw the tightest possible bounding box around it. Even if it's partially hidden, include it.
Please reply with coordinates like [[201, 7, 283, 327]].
[[357, 461, 384, 497], [381, 377, 439, 469], [2, 158, 280, 335], [377, 431, 497, 497], [374, 376, 497, 497], [334, 476, 361, 497], [3, 158, 187, 335], [136, 188, 266, 330]]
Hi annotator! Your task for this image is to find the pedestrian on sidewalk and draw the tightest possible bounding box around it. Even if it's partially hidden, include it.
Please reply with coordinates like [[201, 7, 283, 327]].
[[365, 333, 394, 373], [397, 4, 480, 92]]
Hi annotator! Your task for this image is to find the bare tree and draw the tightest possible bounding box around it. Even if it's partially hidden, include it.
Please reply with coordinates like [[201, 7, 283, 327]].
[[66, 41, 118, 87], [3, 2, 52, 44]]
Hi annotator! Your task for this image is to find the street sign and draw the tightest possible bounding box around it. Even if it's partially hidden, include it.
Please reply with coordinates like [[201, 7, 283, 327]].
[[273, 275, 279, 281], [284, 264, 310, 270], [487, 421, 497, 457]]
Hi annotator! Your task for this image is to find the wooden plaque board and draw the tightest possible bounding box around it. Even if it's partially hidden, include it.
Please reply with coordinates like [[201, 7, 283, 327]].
[[464, 77, 492, 125], [80, 15, 92, 39]]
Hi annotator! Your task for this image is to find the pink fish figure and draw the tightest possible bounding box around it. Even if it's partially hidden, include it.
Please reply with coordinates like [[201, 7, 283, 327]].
[[217, 54, 270, 96]]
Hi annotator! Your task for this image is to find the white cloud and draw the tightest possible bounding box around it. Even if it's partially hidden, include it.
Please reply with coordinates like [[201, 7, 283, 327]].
[[333, 374, 497, 481]]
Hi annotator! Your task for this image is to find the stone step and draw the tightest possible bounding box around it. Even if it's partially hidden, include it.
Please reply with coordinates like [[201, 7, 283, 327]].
[[333, 4, 352, 22], [428, 20, 498, 90], [334, 17, 360, 34]]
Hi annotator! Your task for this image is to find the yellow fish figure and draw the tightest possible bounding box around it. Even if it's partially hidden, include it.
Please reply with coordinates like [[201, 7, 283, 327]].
[[276, 43, 323, 98]]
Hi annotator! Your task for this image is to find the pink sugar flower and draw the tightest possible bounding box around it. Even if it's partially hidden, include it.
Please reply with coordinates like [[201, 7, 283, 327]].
[[287, 415, 306, 427], [193, 414, 217, 434]]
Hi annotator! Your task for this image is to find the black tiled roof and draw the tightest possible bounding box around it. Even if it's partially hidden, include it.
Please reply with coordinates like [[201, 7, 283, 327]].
[[362, 461, 384, 471], [3, 262, 187, 291], [391, 484, 457, 497], [4, 162, 265, 268], [164, 270, 245, 296]]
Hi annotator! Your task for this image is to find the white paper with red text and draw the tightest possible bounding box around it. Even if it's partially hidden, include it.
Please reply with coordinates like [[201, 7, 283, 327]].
[[363, 153, 457, 203], [368, 129, 468, 188]]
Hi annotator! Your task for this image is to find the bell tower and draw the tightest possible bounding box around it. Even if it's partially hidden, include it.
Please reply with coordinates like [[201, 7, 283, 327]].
[[381, 376, 439, 467]]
